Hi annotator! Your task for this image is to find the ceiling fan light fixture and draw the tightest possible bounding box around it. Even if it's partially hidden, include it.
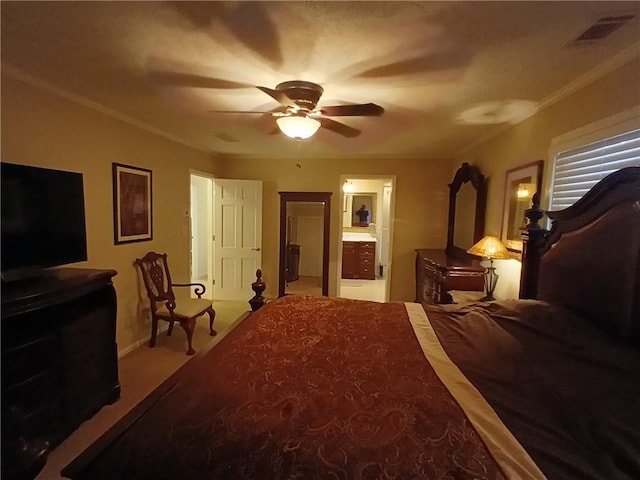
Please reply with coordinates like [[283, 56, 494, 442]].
[[276, 115, 321, 140]]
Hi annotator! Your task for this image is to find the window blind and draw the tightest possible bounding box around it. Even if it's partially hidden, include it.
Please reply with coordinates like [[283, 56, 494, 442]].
[[550, 128, 640, 210]]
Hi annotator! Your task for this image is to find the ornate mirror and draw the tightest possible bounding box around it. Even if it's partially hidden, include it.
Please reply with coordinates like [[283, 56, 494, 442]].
[[446, 163, 486, 257]]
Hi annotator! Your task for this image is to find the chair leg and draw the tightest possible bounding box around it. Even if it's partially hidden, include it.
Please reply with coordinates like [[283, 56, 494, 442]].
[[150, 316, 159, 348], [167, 319, 175, 337], [207, 306, 217, 336], [179, 318, 196, 355]]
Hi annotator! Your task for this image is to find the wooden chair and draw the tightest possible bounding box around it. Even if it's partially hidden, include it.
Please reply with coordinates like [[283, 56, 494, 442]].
[[135, 252, 216, 355]]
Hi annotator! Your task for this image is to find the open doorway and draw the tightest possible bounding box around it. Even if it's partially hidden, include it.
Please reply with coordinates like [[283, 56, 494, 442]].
[[278, 192, 331, 297], [283, 202, 324, 296], [190, 173, 213, 299], [338, 176, 395, 302]]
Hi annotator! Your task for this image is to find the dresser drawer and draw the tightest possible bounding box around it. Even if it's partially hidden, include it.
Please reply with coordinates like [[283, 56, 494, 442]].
[[4, 369, 61, 414], [358, 265, 376, 280], [359, 256, 374, 266], [359, 262, 375, 273], [359, 250, 375, 259], [443, 271, 485, 292], [2, 334, 57, 387]]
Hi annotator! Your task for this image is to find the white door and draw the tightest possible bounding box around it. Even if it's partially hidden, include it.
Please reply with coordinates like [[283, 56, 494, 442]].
[[213, 179, 263, 300]]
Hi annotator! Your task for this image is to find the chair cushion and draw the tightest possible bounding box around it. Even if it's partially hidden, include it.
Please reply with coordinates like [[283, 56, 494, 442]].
[[156, 296, 212, 319]]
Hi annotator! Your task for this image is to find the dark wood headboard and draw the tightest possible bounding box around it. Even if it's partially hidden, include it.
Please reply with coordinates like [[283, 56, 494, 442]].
[[520, 167, 640, 348]]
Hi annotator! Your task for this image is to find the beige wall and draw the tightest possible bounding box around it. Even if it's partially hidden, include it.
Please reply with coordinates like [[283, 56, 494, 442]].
[[1, 74, 222, 355], [1, 73, 451, 354], [455, 57, 640, 298], [5, 55, 635, 353], [218, 156, 452, 301]]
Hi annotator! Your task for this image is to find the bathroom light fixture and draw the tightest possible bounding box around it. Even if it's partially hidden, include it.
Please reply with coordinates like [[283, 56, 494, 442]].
[[276, 115, 321, 140], [342, 181, 354, 193]]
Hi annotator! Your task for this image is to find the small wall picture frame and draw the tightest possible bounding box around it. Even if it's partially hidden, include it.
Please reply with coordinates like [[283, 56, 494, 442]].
[[112, 163, 152, 244], [501, 160, 543, 252]]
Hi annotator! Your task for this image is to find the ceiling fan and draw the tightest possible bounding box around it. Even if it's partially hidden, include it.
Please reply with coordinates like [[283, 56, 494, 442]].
[[210, 80, 384, 139]]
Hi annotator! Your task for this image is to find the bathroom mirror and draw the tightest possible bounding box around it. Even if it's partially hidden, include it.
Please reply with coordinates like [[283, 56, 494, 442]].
[[350, 194, 376, 227]]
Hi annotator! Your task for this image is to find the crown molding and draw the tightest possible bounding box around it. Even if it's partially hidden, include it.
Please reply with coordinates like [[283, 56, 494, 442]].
[[215, 152, 445, 162], [539, 41, 640, 110], [1, 63, 209, 155], [454, 41, 640, 158]]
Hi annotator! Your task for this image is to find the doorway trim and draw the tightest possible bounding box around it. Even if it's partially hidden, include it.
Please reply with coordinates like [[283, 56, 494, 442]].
[[278, 192, 332, 297], [189, 171, 214, 299]]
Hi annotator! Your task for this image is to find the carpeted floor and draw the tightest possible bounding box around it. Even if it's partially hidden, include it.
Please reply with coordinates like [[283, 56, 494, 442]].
[[36, 300, 249, 480]]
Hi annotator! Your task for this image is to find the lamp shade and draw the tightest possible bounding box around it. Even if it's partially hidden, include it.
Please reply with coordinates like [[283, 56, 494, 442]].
[[276, 116, 321, 140], [467, 235, 510, 260]]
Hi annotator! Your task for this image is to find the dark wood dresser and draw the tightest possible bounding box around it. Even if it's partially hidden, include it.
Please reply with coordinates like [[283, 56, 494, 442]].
[[415, 249, 485, 304], [285, 244, 300, 282], [1, 268, 120, 464], [342, 241, 376, 280]]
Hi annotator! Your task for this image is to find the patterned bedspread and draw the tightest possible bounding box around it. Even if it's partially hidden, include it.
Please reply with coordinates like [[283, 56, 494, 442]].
[[67, 295, 544, 479]]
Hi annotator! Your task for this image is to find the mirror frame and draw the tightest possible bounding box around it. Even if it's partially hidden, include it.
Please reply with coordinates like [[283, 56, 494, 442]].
[[446, 163, 487, 257], [278, 191, 331, 297]]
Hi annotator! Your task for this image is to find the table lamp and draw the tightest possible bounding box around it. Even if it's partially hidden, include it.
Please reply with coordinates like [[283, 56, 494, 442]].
[[466, 235, 510, 301]]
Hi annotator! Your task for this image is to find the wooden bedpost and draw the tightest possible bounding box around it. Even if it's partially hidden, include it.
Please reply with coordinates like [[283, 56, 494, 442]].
[[249, 269, 267, 311], [519, 193, 548, 299]]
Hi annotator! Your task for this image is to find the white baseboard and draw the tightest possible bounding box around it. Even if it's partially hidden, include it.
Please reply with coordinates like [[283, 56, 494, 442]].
[[117, 311, 251, 358], [117, 323, 170, 358]]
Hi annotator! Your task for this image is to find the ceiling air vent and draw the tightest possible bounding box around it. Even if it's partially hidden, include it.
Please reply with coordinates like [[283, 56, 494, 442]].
[[573, 14, 635, 42]]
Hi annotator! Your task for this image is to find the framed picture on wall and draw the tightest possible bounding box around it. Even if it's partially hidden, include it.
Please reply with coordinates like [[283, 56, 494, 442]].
[[112, 163, 152, 244], [501, 160, 543, 252]]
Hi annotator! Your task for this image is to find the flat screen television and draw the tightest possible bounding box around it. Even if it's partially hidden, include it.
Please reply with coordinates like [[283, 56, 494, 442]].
[[1, 162, 88, 281]]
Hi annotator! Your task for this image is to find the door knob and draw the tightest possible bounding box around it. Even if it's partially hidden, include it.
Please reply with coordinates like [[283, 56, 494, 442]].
[[251, 248, 261, 251]]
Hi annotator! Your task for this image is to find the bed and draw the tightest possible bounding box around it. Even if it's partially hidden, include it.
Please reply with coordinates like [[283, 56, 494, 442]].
[[62, 167, 640, 480]]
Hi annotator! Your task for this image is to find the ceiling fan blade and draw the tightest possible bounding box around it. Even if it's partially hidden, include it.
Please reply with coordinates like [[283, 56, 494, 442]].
[[149, 71, 253, 89], [319, 103, 384, 117], [256, 86, 298, 108], [209, 106, 286, 115], [208, 110, 270, 114], [319, 118, 361, 138]]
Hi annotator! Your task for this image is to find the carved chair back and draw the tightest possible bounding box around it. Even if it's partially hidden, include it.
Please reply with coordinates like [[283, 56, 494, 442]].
[[135, 252, 176, 313]]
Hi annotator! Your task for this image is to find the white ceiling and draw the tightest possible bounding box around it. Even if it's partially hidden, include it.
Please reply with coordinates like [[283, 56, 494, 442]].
[[2, 1, 639, 160]]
